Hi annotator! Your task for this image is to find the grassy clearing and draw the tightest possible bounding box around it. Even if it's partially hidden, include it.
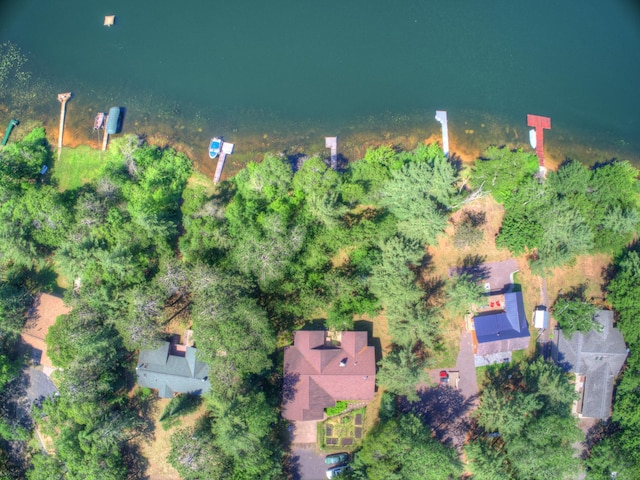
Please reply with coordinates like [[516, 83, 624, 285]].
[[363, 389, 383, 434], [545, 253, 612, 306], [425, 196, 513, 366], [186, 169, 217, 195], [511, 349, 526, 362], [52, 145, 110, 191], [431, 318, 462, 369]]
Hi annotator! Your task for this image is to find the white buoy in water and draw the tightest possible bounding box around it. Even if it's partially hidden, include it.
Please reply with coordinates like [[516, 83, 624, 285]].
[[104, 15, 115, 26]]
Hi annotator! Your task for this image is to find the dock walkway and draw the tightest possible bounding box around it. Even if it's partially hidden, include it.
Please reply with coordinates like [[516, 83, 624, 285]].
[[213, 142, 235, 184], [57, 92, 71, 160], [325, 137, 338, 170]]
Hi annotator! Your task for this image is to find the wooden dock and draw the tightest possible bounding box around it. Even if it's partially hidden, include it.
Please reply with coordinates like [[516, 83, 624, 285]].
[[325, 136, 338, 170], [102, 115, 110, 151], [213, 142, 235, 184], [57, 92, 71, 160]]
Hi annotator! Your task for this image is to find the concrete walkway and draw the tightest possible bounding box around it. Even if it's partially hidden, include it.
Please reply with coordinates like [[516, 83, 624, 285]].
[[290, 420, 319, 445]]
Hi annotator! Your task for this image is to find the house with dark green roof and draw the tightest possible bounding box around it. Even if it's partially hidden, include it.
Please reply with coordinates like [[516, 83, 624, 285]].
[[136, 342, 210, 398]]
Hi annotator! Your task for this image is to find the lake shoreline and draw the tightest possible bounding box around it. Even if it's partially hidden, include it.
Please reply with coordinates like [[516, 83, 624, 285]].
[[2, 101, 638, 184]]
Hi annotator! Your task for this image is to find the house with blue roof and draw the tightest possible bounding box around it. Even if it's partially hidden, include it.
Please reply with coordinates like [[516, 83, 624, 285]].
[[472, 291, 530, 366], [136, 341, 210, 398]]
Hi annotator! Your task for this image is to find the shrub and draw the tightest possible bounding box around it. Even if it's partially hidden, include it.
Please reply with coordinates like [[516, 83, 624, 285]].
[[326, 401, 348, 416]]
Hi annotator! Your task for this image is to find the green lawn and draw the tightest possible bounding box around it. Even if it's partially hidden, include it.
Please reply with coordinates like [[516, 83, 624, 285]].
[[476, 365, 488, 388], [52, 146, 109, 191], [186, 169, 217, 195]]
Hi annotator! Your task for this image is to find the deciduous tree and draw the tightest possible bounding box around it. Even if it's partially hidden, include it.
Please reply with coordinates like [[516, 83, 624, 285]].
[[352, 413, 461, 480]]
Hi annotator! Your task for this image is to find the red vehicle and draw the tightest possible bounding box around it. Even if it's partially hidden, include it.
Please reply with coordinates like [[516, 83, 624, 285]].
[[439, 371, 450, 386]]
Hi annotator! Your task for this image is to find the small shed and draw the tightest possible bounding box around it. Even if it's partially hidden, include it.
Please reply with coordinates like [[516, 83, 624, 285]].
[[534, 308, 549, 329]]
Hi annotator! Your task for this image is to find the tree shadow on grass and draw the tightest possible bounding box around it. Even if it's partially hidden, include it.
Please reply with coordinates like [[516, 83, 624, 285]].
[[454, 254, 490, 282], [398, 386, 478, 449], [422, 276, 446, 306], [129, 389, 159, 444], [122, 442, 149, 480]]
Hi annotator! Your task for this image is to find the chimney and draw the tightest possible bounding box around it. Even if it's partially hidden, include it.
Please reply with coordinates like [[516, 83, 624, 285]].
[[186, 347, 197, 376]]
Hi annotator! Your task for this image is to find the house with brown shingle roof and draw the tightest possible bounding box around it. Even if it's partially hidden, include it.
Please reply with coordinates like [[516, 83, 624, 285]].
[[282, 331, 376, 422], [21, 293, 71, 375]]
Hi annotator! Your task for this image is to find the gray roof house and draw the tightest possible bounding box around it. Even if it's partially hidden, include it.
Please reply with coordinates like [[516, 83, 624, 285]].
[[552, 310, 628, 420], [136, 342, 210, 398]]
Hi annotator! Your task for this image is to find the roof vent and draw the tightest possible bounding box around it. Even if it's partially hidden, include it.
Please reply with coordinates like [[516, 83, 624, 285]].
[[339, 358, 348, 367]]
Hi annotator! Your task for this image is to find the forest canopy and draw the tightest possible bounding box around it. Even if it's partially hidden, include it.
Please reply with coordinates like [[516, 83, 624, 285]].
[[0, 129, 638, 479]]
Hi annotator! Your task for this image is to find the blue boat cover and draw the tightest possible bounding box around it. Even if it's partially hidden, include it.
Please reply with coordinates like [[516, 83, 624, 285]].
[[106, 107, 120, 134]]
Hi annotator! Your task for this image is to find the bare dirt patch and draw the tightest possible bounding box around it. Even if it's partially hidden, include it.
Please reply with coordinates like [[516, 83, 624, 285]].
[[331, 247, 355, 269], [137, 397, 208, 480]]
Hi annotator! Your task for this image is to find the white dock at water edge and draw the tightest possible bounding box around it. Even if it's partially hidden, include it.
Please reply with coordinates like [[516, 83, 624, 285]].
[[213, 142, 235, 184], [325, 136, 338, 170]]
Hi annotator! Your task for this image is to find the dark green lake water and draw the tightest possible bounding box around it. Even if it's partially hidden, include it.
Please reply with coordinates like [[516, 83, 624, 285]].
[[1, 0, 639, 171]]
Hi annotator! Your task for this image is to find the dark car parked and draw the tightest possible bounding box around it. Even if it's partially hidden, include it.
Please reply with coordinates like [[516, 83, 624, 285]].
[[325, 452, 349, 465]]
